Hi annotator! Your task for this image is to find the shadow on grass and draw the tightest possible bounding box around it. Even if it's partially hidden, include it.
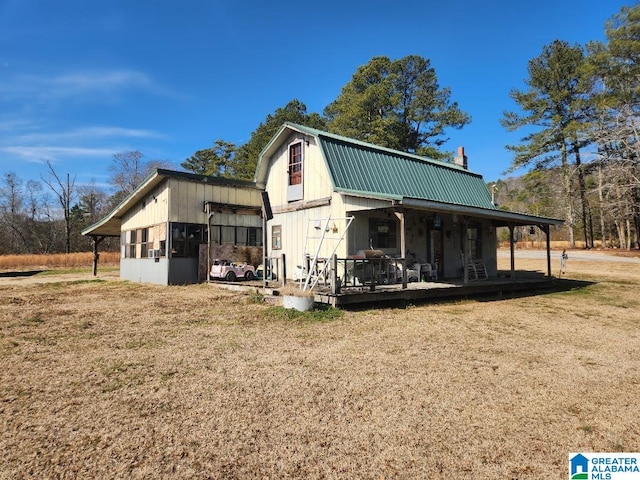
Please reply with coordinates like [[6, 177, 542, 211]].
[[340, 273, 596, 311], [473, 277, 596, 302], [0, 270, 46, 278]]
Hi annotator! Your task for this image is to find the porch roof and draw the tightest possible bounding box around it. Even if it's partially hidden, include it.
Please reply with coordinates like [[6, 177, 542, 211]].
[[400, 197, 564, 227]]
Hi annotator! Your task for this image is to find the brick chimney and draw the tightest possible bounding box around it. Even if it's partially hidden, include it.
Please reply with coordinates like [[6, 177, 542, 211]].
[[454, 146, 468, 169]]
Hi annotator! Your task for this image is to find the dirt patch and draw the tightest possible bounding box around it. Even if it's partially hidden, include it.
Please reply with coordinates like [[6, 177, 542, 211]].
[[0, 259, 638, 478]]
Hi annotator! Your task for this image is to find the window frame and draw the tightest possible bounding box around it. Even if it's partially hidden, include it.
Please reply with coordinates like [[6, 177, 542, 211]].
[[272, 225, 282, 250], [170, 222, 206, 258], [211, 225, 263, 247], [288, 142, 303, 186], [368, 218, 397, 249]]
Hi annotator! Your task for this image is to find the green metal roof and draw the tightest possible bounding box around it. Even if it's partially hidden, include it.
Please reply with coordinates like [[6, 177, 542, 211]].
[[280, 123, 497, 210], [256, 123, 563, 226], [319, 135, 496, 209]]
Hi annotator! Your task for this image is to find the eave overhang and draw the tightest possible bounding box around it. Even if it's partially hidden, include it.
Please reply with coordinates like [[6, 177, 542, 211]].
[[400, 197, 563, 226]]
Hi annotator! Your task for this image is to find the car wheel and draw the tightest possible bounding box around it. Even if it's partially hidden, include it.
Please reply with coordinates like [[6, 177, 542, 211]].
[[225, 271, 236, 282], [244, 270, 254, 281]]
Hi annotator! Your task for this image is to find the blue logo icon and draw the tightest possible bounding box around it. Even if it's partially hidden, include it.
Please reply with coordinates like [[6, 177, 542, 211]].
[[570, 453, 589, 479]]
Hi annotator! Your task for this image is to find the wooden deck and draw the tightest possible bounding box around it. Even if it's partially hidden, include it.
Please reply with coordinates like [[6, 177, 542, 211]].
[[212, 270, 590, 309], [312, 272, 562, 307]]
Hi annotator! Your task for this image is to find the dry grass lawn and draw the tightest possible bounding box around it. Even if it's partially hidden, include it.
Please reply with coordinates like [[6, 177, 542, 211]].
[[1, 255, 639, 478]]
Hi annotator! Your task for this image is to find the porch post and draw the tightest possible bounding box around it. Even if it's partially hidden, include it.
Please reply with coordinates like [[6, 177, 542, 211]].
[[394, 210, 408, 289], [91, 235, 104, 276], [509, 224, 515, 281], [331, 254, 339, 294], [394, 210, 406, 260], [462, 217, 469, 284], [543, 224, 551, 278]]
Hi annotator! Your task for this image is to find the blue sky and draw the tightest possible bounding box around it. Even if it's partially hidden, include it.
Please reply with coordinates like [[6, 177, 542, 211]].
[[0, 0, 630, 193]]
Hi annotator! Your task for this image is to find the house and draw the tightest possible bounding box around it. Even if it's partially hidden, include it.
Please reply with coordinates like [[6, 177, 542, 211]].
[[84, 123, 561, 293], [82, 169, 263, 285], [255, 122, 562, 287]]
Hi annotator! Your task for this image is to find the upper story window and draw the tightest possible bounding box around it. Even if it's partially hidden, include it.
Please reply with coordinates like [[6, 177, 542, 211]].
[[288, 143, 303, 186], [286, 141, 304, 202]]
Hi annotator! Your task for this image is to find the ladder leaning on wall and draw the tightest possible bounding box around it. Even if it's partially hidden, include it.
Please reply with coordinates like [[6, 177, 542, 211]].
[[301, 216, 354, 291]]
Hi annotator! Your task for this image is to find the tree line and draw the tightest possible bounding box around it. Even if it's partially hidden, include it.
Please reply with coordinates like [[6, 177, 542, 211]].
[[0, 153, 171, 255], [499, 5, 639, 249], [1, 4, 637, 254]]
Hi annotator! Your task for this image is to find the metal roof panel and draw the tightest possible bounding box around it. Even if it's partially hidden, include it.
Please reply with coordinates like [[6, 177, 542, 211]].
[[318, 136, 496, 210]]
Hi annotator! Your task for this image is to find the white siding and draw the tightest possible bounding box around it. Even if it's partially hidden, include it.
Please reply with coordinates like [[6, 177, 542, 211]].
[[264, 133, 333, 208], [121, 181, 170, 231], [341, 194, 393, 212]]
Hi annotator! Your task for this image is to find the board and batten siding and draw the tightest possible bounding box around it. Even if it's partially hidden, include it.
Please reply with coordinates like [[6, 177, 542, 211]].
[[167, 177, 263, 226], [264, 133, 333, 207], [121, 181, 170, 231]]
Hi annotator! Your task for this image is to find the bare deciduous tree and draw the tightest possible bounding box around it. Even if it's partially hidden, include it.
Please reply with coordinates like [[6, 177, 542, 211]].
[[42, 161, 76, 254]]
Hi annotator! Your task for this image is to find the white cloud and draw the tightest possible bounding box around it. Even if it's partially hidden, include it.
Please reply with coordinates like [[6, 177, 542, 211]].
[[0, 69, 171, 104], [1, 145, 117, 163], [11, 126, 165, 143]]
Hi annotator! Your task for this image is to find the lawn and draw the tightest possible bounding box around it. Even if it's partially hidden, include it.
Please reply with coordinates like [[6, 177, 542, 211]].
[[0, 255, 638, 478]]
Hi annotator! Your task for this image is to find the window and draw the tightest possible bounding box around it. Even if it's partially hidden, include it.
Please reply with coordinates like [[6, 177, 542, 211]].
[[466, 226, 481, 259], [122, 231, 133, 259], [287, 142, 304, 202], [129, 229, 137, 258], [140, 228, 151, 258], [221, 226, 235, 245], [368, 218, 397, 249], [122, 228, 151, 258], [170, 222, 206, 258], [247, 227, 260, 246], [272, 225, 282, 250], [234, 226, 262, 246], [211, 225, 263, 246], [288, 143, 302, 186]]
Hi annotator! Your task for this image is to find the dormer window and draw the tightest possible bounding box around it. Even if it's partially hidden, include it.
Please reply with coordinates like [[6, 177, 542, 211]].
[[287, 141, 304, 201]]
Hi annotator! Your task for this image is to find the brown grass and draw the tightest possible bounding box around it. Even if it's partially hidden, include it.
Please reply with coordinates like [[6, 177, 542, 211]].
[[0, 252, 120, 270], [0, 257, 639, 478]]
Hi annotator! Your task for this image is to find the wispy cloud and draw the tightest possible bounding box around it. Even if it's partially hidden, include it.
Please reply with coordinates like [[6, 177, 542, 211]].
[[11, 126, 165, 143], [0, 69, 172, 104], [0, 146, 118, 163]]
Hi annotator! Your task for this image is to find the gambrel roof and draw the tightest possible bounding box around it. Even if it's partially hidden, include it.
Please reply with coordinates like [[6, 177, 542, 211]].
[[255, 123, 562, 227]]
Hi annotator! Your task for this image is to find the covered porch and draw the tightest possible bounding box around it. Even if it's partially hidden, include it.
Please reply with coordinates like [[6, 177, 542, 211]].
[[290, 200, 563, 306], [334, 199, 563, 284]]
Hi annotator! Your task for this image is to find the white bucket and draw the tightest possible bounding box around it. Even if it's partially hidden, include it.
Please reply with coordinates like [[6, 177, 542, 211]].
[[282, 295, 314, 312]]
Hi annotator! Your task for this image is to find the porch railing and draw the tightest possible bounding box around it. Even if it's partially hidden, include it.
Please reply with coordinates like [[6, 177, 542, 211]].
[[303, 255, 409, 294]]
